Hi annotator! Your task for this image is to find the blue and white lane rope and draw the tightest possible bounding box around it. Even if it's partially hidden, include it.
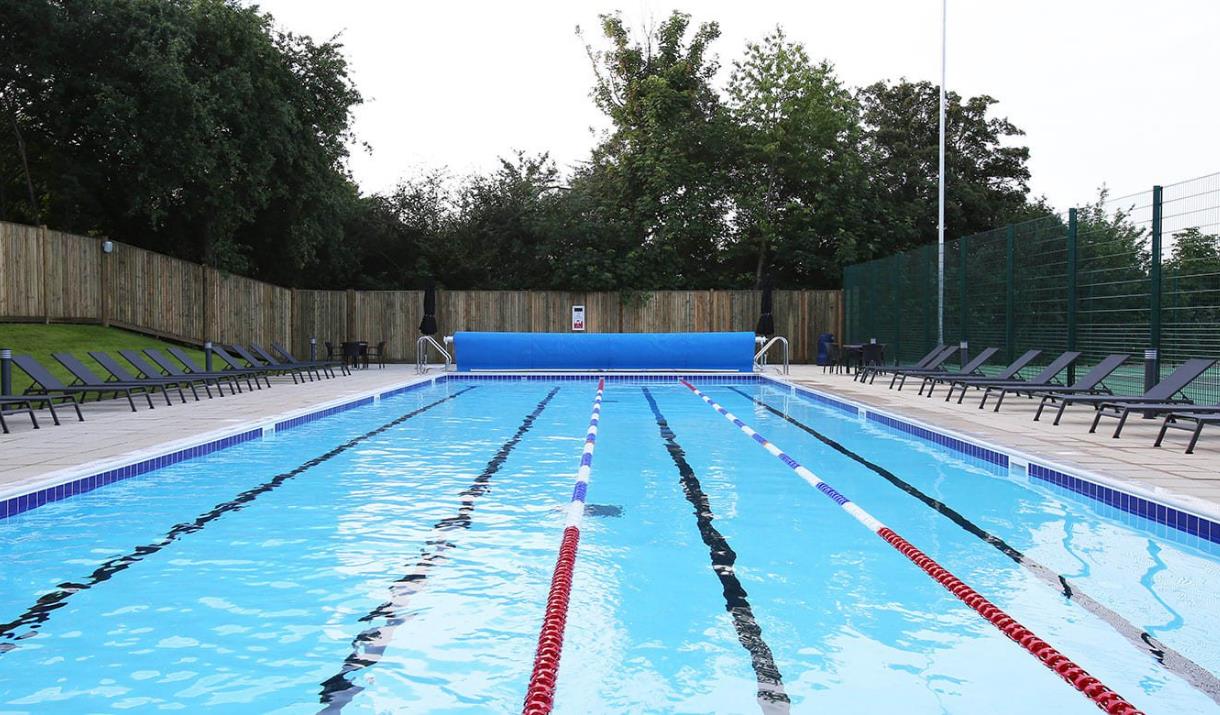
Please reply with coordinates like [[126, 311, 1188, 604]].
[[679, 380, 1143, 715], [523, 378, 605, 715]]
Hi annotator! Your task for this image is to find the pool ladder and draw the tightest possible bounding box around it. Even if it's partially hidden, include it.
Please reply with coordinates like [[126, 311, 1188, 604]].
[[754, 336, 789, 375], [416, 335, 454, 374]]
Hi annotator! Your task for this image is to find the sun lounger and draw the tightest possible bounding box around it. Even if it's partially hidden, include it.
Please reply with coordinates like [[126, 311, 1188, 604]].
[[1035, 358, 1217, 427], [52, 352, 170, 408], [270, 341, 350, 377], [908, 347, 1001, 395], [88, 351, 208, 400], [139, 349, 247, 395], [250, 343, 332, 380], [939, 350, 1078, 405], [888, 346, 963, 390], [1156, 410, 1220, 454], [0, 396, 39, 433], [927, 349, 1042, 401], [12, 355, 121, 418], [980, 353, 1124, 411], [857, 344, 945, 384], [168, 347, 271, 390], [208, 346, 279, 387]]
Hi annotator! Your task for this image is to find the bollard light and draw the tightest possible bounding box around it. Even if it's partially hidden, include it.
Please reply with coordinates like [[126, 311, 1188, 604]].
[[204, 341, 213, 373], [0, 348, 11, 396], [310, 337, 317, 361]]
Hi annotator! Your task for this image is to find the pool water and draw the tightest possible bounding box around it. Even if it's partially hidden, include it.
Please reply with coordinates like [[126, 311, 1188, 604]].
[[2, 379, 1219, 714]]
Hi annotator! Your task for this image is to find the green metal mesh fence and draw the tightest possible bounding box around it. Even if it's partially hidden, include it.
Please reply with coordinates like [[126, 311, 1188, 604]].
[[843, 171, 1220, 403]]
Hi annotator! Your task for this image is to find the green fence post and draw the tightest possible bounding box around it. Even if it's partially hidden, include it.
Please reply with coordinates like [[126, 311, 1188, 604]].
[[1147, 185, 1163, 390], [959, 235, 969, 367], [1005, 224, 1015, 362], [1066, 208, 1078, 384], [893, 252, 902, 364]]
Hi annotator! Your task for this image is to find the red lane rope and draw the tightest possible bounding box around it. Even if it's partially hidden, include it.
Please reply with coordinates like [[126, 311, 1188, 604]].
[[878, 528, 1142, 715], [523, 526, 581, 715]]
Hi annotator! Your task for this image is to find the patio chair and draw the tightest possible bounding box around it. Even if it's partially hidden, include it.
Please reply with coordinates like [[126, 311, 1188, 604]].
[[888, 345, 961, 389], [139, 348, 248, 395], [226, 344, 309, 384], [1035, 358, 1217, 427], [89, 351, 211, 401], [13, 355, 135, 415], [169, 346, 271, 389], [366, 340, 387, 369], [930, 349, 1043, 402], [978, 353, 1124, 411], [249, 344, 326, 381], [1156, 410, 1220, 454], [270, 341, 349, 377], [857, 344, 945, 384], [52, 352, 171, 408], [1082, 359, 1220, 437]]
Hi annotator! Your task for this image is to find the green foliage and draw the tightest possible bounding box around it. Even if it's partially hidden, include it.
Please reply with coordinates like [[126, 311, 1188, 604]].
[[1, 5, 1042, 291]]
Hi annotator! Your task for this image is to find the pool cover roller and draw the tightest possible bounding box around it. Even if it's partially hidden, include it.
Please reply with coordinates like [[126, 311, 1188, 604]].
[[454, 331, 756, 372]]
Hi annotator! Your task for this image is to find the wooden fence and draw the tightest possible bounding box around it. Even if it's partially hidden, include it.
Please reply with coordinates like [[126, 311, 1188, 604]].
[[0, 221, 843, 362]]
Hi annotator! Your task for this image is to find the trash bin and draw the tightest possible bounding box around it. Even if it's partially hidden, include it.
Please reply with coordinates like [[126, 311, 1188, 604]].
[[816, 333, 835, 366]]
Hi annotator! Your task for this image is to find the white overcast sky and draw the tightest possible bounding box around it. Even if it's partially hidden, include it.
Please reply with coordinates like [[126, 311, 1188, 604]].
[[250, 0, 1220, 210]]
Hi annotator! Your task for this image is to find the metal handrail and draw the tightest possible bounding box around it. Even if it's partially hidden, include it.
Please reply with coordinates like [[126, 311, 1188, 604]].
[[754, 336, 789, 375], [416, 335, 453, 374]]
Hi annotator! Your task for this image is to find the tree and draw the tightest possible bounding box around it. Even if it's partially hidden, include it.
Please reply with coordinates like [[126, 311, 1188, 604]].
[[725, 29, 868, 287], [858, 80, 1031, 258], [581, 11, 735, 288]]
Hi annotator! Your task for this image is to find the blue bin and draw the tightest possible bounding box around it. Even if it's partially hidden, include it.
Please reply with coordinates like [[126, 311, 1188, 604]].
[[816, 333, 836, 366]]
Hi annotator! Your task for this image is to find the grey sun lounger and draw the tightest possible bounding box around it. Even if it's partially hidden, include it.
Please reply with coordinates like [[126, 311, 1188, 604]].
[[89, 351, 210, 401], [857, 344, 945, 384], [208, 346, 278, 388], [53, 352, 170, 408], [888, 346, 963, 390], [252, 343, 337, 380], [0, 396, 40, 433], [909, 347, 1001, 395], [979, 353, 1123, 412], [1156, 410, 1220, 454], [11, 355, 115, 419], [1036, 357, 1217, 427], [270, 341, 350, 377], [929, 349, 1042, 401], [936, 348, 1083, 402], [226, 344, 310, 384], [1086, 359, 1220, 437], [140, 348, 248, 395], [168, 347, 271, 390]]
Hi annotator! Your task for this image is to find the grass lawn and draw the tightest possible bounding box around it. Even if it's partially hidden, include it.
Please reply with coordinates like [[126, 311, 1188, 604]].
[[0, 323, 207, 395]]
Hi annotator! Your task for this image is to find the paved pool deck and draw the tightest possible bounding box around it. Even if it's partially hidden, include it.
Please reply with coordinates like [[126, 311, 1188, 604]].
[[783, 365, 1220, 513], [3, 363, 1218, 518]]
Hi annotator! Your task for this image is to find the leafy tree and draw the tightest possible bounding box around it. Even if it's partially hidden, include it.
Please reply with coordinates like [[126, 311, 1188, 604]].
[[725, 29, 868, 287], [858, 80, 1031, 258], [1164, 227, 1220, 325], [580, 11, 735, 288]]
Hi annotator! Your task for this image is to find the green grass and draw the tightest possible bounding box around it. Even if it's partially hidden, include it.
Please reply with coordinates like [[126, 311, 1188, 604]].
[[0, 323, 207, 395]]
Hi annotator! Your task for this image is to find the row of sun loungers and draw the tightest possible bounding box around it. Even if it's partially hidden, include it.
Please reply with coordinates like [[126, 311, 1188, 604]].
[[0, 343, 349, 433], [852, 345, 1218, 454]]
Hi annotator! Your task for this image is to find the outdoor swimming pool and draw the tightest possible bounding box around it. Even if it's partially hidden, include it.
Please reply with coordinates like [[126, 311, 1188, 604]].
[[2, 377, 1219, 713]]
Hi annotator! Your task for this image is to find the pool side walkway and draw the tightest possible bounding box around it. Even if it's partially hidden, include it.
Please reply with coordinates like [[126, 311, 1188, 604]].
[[785, 366, 1220, 513], [0, 365, 432, 501]]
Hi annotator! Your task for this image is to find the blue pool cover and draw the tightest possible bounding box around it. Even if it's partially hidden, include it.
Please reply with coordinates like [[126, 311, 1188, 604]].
[[453, 331, 756, 371]]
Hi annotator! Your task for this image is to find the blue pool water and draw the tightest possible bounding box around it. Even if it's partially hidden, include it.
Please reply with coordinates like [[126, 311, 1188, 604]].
[[2, 379, 1219, 713]]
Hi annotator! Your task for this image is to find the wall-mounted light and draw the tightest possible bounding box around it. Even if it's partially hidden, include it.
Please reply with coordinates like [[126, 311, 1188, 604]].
[[101, 239, 114, 254]]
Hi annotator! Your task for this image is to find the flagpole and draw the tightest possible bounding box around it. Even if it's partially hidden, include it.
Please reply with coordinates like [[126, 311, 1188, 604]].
[[937, 0, 948, 345]]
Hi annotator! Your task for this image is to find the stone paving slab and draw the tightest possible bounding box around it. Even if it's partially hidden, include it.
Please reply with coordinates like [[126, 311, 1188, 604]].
[[782, 365, 1220, 513], [0, 365, 434, 498]]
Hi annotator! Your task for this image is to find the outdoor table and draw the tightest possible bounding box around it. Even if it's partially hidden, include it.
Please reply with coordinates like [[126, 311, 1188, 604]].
[[841, 343, 886, 374], [341, 341, 369, 369]]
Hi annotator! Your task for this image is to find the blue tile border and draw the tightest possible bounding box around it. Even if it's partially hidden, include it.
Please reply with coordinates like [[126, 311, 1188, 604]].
[[1, 427, 262, 521], [444, 373, 763, 384], [1028, 463, 1220, 546], [0, 377, 439, 522], [865, 411, 1010, 468], [787, 383, 859, 416]]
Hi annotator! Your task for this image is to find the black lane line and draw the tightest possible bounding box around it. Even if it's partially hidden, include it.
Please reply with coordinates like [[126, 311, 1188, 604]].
[[728, 386, 1220, 705], [641, 387, 790, 714], [0, 387, 476, 655], [318, 387, 560, 713]]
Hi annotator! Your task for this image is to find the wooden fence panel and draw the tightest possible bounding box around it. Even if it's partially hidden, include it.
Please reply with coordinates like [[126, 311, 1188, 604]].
[[44, 230, 101, 320], [0, 223, 45, 318], [209, 271, 292, 350], [291, 290, 347, 359], [109, 241, 204, 341]]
